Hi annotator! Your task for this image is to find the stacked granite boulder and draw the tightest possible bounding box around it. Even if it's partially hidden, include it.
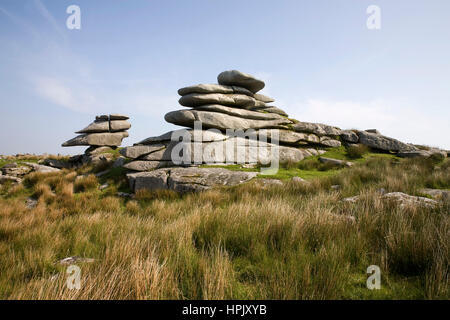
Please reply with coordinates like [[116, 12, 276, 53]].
[[119, 70, 445, 192], [62, 114, 130, 165], [121, 70, 337, 174]]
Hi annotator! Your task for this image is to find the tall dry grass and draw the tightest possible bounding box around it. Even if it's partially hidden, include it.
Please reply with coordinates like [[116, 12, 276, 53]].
[[0, 156, 448, 299]]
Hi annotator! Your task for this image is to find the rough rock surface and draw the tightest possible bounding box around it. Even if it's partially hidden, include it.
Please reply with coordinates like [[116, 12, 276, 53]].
[[179, 93, 266, 109], [357, 131, 417, 152], [127, 167, 258, 193], [382, 192, 438, 208], [178, 84, 253, 97], [217, 70, 265, 93], [165, 109, 292, 130], [293, 122, 341, 136]]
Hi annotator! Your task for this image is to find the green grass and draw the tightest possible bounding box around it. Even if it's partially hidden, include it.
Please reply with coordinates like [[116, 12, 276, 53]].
[[0, 154, 448, 300]]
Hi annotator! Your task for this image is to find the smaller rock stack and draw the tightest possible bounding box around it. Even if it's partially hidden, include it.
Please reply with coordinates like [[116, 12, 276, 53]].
[[62, 114, 130, 164]]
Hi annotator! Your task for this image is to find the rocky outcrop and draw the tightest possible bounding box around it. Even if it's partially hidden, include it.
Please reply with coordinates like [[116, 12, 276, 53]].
[[117, 69, 442, 193]]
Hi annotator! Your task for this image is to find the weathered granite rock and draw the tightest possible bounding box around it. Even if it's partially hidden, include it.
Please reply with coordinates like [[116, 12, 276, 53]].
[[319, 137, 342, 148], [110, 120, 132, 132], [398, 149, 447, 159], [253, 93, 275, 103], [76, 120, 110, 134], [382, 192, 438, 208], [62, 132, 129, 147], [419, 188, 450, 201], [293, 122, 341, 136], [340, 130, 359, 143], [259, 106, 288, 117], [123, 160, 173, 171], [195, 104, 284, 120], [179, 93, 266, 109], [109, 114, 129, 120], [119, 144, 167, 159], [218, 70, 265, 93], [357, 131, 417, 152], [136, 129, 228, 145], [165, 110, 291, 131], [178, 84, 253, 96], [1, 163, 32, 176], [85, 146, 114, 155], [23, 162, 60, 173], [319, 157, 353, 167], [0, 175, 22, 184], [128, 167, 258, 193], [42, 159, 71, 169]]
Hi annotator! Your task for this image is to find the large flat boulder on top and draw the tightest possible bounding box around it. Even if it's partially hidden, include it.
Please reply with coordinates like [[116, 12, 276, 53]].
[[293, 121, 341, 136], [127, 167, 258, 193], [195, 104, 284, 121], [178, 84, 253, 96], [109, 114, 129, 120], [179, 93, 265, 109], [218, 70, 265, 93], [357, 131, 417, 152], [62, 132, 128, 147], [164, 110, 292, 131]]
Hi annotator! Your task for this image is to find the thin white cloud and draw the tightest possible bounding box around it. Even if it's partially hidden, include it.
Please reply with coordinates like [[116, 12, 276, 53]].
[[33, 0, 67, 41]]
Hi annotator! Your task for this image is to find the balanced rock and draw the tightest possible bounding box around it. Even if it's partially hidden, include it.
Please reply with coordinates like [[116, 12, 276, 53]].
[[62, 114, 130, 148], [179, 93, 266, 109], [218, 70, 265, 93]]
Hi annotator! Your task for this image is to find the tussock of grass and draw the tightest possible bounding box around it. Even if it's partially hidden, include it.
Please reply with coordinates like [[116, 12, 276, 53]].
[[0, 156, 448, 299]]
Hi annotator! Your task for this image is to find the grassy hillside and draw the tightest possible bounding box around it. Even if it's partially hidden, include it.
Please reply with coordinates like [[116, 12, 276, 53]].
[[0, 150, 448, 299]]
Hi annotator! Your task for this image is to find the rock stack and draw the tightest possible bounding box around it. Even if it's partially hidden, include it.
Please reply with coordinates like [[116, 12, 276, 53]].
[[120, 70, 337, 173], [62, 114, 130, 164], [118, 70, 445, 192]]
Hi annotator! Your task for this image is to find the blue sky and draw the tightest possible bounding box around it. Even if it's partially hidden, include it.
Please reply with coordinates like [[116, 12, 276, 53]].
[[0, 0, 449, 155]]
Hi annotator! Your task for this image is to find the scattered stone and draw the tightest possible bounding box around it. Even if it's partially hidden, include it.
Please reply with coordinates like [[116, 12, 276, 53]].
[[397, 149, 447, 159], [342, 196, 360, 203], [319, 157, 353, 167], [25, 198, 38, 209], [42, 159, 71, 169], [0, 175, 22, 184], [257, 179, 283, 188], [419, 188, 450, 201], [117, 192, 133, 198], [99, 183, 109, 190], [58, 256, 95, 265], [112, 156, 126, 168], [23, 162, 60, 173], [291, 176, 307, 183], [331, 185, 341, 191], [95, 170, 110, 177], [382, 192, 438, 208]]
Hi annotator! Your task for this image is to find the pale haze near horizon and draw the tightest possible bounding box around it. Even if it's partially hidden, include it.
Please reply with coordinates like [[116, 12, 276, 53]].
[[0, 0, 449, 155]]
